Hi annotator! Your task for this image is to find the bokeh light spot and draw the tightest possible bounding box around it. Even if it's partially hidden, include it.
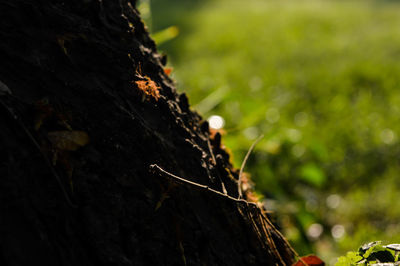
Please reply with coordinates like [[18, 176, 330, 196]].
[[326, 194, 341, 209], [248, 76, 263, 91], [331, 224, 345, 240], [307, 223, 324, 240], [287, 128, 302, 142], [294, 112, 309, 127], [208, 115, 225, 129], [292, 144, 305, 158], [266, 108, 280, 123], [243, 127, 260, 140], [380, 128, 396, 144]]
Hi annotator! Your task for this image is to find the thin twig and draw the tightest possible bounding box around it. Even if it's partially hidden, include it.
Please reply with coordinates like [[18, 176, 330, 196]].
[[0, 97, 77, 208], [150, 164, 254, 207], [238, 134, 264, 199]]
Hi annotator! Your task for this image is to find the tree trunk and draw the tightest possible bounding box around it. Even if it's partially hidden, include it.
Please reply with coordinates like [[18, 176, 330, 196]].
[[0, 1, 296, 265]]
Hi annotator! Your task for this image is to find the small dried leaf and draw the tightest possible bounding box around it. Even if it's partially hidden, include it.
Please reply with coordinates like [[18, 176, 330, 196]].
[[48, 131, 89, 151]]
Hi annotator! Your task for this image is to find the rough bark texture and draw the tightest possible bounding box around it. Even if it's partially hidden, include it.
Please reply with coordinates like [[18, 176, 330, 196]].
[[0, 1, 296, 265]]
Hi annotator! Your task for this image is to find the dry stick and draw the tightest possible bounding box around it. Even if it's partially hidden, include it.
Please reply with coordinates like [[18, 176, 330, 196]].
[[237, 134, 264, 199], [150, 164, 302, 265], [150, 164, 254, 207], [0, 98, 77, 208]]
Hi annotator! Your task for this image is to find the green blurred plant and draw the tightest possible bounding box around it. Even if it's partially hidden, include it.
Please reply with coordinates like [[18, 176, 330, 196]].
[[137, 0, 179, 45], [336, 242, 400, 265], [151, 26, 179, 45], [148, 0, 400, 263]]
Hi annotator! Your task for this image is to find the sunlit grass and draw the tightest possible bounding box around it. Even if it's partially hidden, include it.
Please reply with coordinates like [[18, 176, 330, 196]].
[[152, 0, 400, 263]]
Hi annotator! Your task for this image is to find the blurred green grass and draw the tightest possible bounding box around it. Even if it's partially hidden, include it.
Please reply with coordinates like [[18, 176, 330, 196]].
[[146, 0, 400, 264]]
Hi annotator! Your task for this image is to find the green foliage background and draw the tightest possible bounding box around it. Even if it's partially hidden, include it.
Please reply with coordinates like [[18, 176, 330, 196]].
[[142, 0, 400, 264]]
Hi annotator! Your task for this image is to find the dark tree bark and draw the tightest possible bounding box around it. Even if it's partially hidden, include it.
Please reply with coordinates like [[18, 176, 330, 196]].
[[0, 1, 296, 265]]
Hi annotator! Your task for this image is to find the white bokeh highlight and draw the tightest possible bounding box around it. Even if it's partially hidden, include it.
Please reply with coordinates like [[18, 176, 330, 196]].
[[208, 115, 225, 129]]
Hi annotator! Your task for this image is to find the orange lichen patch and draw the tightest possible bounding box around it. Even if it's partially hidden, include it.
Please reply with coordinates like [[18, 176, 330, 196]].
[[163, 67, 173, 76], [134, 76, 161, 101]]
